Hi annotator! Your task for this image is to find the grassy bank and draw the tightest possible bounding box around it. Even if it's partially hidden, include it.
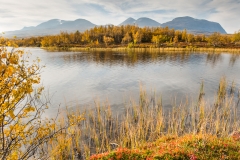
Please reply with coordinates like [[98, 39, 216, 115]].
[[90, 134, 240, 159], [43, 46, 240, 53]]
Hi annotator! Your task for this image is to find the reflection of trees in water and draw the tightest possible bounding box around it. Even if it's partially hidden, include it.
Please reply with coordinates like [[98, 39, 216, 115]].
[[229, 54, 240, 66], [206, 53, 240, 67], [206, 53, 223, 67], [59, 51, 194, 66], [57, 51, 240, 67]]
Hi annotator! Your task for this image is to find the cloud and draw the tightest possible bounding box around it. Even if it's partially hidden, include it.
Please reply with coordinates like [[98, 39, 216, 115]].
[[207, 0, 240, 33], [0, 0, 78, 32], [0, 0, 240, 33], [77, 0, 240, 33]]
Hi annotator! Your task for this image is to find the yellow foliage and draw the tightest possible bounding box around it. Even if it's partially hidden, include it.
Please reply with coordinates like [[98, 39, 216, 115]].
[[0, 39, 84, 159], [0, 40, 58, 159]]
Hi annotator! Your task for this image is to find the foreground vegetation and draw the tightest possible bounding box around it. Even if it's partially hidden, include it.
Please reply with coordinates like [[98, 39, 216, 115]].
[[0, 43, 83, 159], [1, 40, 240, 159], [71, 77, 239, 159], [3, 25, 240, 50], [90, 134, 240, 159]]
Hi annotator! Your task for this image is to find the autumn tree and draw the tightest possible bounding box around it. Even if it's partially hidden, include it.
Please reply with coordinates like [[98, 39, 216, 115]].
[[173, 35, 179, 43], [232, 30, 240, 43], [181, 29, 187, 42], [40, 37, 47, 47], [95, 39, 99, 46], [74, 30, 82, 44], [201, 34, 206, 42], [151, 35, 168, 46], [187, 33, 194, 43], [103, 36, 114, 46], [207, 32, 221, 46], [0, 41, 77, 159], [81, 31, 90, 44], [112, 26, 123, 43], [141, 27, 152, 42], [151, 35, 160, 46], [133, 31, 142, 44], [121, 32, 132, 44]]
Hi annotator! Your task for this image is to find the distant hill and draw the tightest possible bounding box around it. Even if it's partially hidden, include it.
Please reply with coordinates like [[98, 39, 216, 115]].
[[3, 16, 227, 38], [119, 17, 136, 26], [119, 17, 161, 27], [161, 16, 227, 34], [4, 19, 96, 38]]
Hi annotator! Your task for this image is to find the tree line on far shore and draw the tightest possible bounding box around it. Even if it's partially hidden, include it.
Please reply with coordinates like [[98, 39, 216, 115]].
[[4, 25, 240, 48]]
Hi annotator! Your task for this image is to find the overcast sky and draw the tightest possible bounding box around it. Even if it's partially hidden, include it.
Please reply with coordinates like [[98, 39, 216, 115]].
[[0, 0, 240, 33]]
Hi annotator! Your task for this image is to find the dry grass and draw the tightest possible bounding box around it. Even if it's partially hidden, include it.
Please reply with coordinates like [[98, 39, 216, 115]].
[[67, 47, 240, 53], [42, 46, 240, 53], [47, 77, 240, 159]]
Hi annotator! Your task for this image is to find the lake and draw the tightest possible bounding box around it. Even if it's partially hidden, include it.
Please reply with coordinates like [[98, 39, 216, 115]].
[[24, 48, 240, 116]]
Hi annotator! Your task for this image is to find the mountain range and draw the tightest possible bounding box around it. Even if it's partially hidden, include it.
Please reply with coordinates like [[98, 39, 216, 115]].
[[4, 19, 96, 38], [119, 17, 160, 28], [161, 16, 226, 34], [3, 16, 227, 38]]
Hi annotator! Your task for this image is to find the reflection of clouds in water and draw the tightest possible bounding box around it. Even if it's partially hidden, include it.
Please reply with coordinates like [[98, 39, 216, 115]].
[[26, 48, 240, 114]]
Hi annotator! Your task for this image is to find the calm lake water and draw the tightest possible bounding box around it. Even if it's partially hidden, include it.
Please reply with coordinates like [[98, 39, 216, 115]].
[[24, 48, 240, 115]]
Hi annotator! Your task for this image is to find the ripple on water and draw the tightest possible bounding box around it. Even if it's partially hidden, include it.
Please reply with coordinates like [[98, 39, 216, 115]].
[[25, 48, 240, 112]]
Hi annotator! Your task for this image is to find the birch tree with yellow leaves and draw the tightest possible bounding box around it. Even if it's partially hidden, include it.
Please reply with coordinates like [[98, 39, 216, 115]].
[[0, 40, 83, 160]]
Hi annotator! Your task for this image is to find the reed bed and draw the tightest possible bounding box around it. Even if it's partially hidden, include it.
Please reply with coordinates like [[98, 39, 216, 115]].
[[43, 78, 240, 159]]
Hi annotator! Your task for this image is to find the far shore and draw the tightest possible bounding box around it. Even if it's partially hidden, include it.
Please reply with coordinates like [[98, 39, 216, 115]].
[[42, 46, 240, 53]]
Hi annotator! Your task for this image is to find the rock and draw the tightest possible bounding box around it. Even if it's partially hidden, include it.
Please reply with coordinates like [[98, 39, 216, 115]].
[[110, 142, 119, 150]]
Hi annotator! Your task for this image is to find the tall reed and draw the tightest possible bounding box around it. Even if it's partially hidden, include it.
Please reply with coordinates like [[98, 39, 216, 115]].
[[47, 78, 240, 159]]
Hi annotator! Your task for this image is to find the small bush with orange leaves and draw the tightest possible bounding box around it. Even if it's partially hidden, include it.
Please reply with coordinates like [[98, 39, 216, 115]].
[[90, 134, 240, 160]]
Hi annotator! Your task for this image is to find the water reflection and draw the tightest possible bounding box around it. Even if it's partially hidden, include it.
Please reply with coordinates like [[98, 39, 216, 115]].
[[58, 51, 193, 66], [55, 51, 240, 67], [229, 54, 240, 66], [26, 48, 240, 115], [206, 53, 223, 67]]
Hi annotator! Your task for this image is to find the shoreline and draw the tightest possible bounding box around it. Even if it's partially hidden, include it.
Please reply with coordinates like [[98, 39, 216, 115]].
[[42, 46, 240, 53]]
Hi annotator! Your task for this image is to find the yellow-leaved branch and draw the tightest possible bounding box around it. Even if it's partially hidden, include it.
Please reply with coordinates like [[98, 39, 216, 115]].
[[0, 39, 83, 160]]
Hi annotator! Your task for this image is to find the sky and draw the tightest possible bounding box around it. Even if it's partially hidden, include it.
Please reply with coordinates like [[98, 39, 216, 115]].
[[0, 0, 240, 33]]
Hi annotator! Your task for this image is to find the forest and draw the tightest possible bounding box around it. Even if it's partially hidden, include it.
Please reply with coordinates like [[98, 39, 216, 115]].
[[5, 25, 240, 49]]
